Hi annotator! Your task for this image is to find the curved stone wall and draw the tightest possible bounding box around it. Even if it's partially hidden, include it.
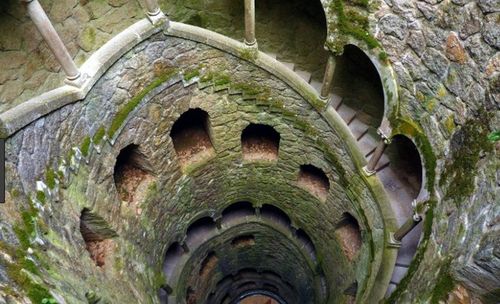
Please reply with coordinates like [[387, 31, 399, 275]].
[[0, 32, 395, 303], [0, 0, 498, 303]]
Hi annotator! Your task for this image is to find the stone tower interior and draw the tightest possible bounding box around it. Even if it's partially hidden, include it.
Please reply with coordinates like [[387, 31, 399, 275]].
[[0, 0, 498, 304]]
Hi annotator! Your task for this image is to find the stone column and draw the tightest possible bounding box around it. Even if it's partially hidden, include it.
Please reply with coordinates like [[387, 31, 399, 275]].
[[143, 0, 166, 24], [363, 117, 392, 176], [23, 0, 84, 86], [244, 0, 256, 46], [320, 54, 336, 100], [393, 214, 422, 242], [363, 140, 388, 176], [215, 217, 222, 230]]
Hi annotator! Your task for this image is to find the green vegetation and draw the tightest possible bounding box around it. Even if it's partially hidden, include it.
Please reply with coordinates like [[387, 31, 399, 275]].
[[328, 0, 380, 54], [2, 198, 58, 303], [92, 126, 106, 145], [36, 191, 46, 204], [488, 131, 500, 142], [430, 260, 455, 304], [80, 136, 91, 157], [108, 68, 178, 138], [440, 112, 493, 205], [45, 167, 57, 190], [183, 66, 202, 82]]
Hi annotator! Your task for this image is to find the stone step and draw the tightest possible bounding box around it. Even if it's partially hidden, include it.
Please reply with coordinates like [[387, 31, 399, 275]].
[[348, 118, 370, 141], [329, 93, 343, 109], [390, 265, 409, 284], [336, 104, 356, 123], [357, 130, 378, 156], [294, 68, 312, 83], [310, 79, 322, 93]]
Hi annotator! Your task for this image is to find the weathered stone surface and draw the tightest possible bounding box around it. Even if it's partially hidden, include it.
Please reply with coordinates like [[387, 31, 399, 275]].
[[422, 48, 450, 78], [445, 33, 467, 64], [379, 14, 408, 40]]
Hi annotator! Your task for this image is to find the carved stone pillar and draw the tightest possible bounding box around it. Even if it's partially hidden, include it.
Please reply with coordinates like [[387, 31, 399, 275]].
[[143, 0, 167, 24], [320, 54, 336, 100], [244, 0, 256, 46], [23, 0, 85, 86]]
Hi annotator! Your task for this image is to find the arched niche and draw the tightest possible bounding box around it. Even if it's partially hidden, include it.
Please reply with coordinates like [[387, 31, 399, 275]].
[[386, 135, 424, 200], [332, 44, 385, 128], [335, 213, 362, 262], [113, 144, 154, 207], [221, 201, 255, 225], [79, 208, 118, 267], [163, 242, 185, 280], [260, 204, 292, 228], [297, 164, 330, 202], [170, 108, 215, 167], [185, 216, 218, 247], [255, 0, 328, 80], [241, 123, 280, 162]]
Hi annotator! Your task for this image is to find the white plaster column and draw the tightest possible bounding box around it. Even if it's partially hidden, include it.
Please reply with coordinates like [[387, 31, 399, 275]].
[[244, 0, 256, 46], [143, 0, 167, 25], [320, 54, 336, 100], [23, 0, 84, 86]]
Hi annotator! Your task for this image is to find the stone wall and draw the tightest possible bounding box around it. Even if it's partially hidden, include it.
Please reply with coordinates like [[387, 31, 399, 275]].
[[374, 0, 499, 302], [0, 0, 144, 112], [0, 35, 391, 303]]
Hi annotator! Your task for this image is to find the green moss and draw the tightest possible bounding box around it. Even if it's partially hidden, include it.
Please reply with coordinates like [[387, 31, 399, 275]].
[[488, 131, 500, 142], [440, 113, 493, 205], [430, 260, 455, 304], [36, 191, 46, 204], [239, 48, 257, 61], [92, 126, 106, 145], [183, 68, 200, 81], [378, 51, 388, 63], [108, 69, 178, 138], [45, 168, 57, 190], [232, 82, 263, 96], [80, 136, 91, 157], [3, 198, 56, 303], [329, 0, 380, 53]]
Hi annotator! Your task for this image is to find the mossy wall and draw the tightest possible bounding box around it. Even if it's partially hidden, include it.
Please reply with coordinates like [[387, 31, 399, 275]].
[[0, 35, 388, 303]]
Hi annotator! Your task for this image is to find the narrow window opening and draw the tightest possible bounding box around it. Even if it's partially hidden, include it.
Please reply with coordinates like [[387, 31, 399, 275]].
[[170, 108, 215, 167], [79, 209, 118, 267], [241, 124, 280, 161], [231, 235, 256, 249], [335, 213, 362, 261], [297, 164, 330, 202], [114, 144, 154, 214]]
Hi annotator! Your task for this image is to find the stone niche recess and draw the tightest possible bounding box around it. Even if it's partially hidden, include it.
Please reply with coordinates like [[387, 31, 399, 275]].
[[170, 108, 215, 167], [297, 164, 330, 202], [79, 209, 118, 267], [335, 213, 362, 262], [241, 123, 281, 161], [113, 144, 155, 215]]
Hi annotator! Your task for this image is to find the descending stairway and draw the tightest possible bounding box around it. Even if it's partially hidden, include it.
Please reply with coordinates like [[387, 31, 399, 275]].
[[265, 52, 422, 296]]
